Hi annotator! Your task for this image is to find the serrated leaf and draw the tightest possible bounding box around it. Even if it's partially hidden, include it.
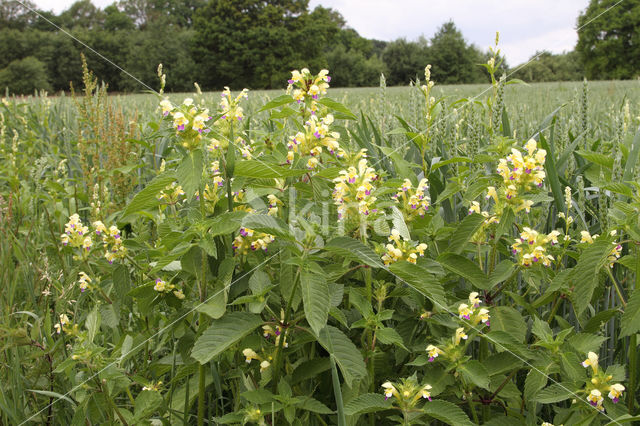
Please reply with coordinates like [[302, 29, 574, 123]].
[[191, 312, 263, 364], [571, 236, 615, 316], [489, 306, 527, 342], [621, 288, 640, 337], [390, 206, 410, 240], [388, 261, 447, 309], [489, 260, 516, 288], [534, 383, 578, 403], [325, 237, 383, 268], [567, 333, 607, 354], [317, 98, 357, 120], [316, 326, 367, 387], [258, 94, 295, 112], [343, 393, 392, 416], [176, 149, 203, 200], [300, 268, 330, 335], [458, 359, 490, 389], [242, 214, 293, 239], [447, 213, 485, 254], [438, 252, 491, 290], [296, 397, 333, 414], [134, 390, 163, 421], [85, 306, 100, 344], [234, 160, 308, 179], [423, 400, 474, 426], [375, 327, 407, 350], [120, 172, 176, 220]]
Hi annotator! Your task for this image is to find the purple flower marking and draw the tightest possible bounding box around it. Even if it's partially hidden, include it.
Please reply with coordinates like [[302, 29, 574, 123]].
[[613, 397, 619, 404], [525, 168, 531, 174], [532, 257, 539, 262], [314, 131, 321, 138], [288, 79, 294, 84], [590, 401, 598, 407], [348, 177, 356, 184], [163, 111, 169, 117], [312, 94, 318, 100], [326, 76, 331, 82], [428, 356, 434, 362], [221, 115, 227, 119], [463, 314, 470, 320], [177, 124, 185, 131]]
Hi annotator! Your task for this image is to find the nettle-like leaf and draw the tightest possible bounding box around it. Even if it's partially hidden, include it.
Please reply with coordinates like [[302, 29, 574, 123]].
[[191, 312, 263, 364], [176, 148, 203, 200], [387, 261, 447, 309], [620, 288, 640, 337], [437, 252, 491, 290], [316, 326, 367, 387], [343, 393, 392, 416], [570, 236, 616, 316], [300, 263, 330, 335], [423, 400, 474, 426], [119, 171, 177, 221], [447, 213, 486, 254], [324, 236, 384, 268]]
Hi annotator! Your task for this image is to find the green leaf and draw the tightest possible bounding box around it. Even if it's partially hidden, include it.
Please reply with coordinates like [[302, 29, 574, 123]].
[[621, 288, 640, 337], [119, 172, 176, 221], [176, 149, 203, 200], [325, 237, 383, 268], [316, 326, 367, 387], [317, 98, 357, 120], [258, 94, 295, 112], [489, 306, 527, 342], [388, 261, 447, 309], [375, 327, 407, 350], [85, 306, 100, 344], [447, 213, 486, 254], [606, 414, 640, 425], [538, 133, 564, 211], [489, 260, 516, 288], [191, 312, 263, 364], [423, 400, 474, 426], [567, 333, 607, 354], [343, 393, 392, 416], [534, 383, 578, 403], [571, 236, 615, 316], [390, 206, 410, 240], [296, 397, 333, 414], [234, 160, 308, 179], [458, 359, 490, 389], [134, 390, 163, 421], [437, 252, 491, 290], [27, 389, 76, 407], [300, 267, 330, 335], [430, 156, 472, 173], [242, 214, 293, 239]]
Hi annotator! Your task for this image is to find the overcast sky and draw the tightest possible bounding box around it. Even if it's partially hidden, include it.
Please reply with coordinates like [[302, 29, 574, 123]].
[[31, 0, 589, 65]]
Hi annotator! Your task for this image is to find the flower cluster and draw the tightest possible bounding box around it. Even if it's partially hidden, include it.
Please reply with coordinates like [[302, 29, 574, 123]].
[[160, 97, 213, 150], [425, 293, 490, 363], [579, 230, 622, 268], [379, 229, 427, 265], [286, 114, 344, 168], [392, 178, 430, 220], [232, 227, 276, 256], [78, 271, 92, 292], [218, 87, 248, 123], [511, 227, 558, 267], [332, 157, 380, 220], [54, 313, 78, 335], [287, 68, 330, 106], [380, 377, 433, 415], [242, 348, 272, 373], [152, 278, 185, 299], [267, 194, 282, 216], [93, 221, 127, 263], [581, 351, 625, 412], [158, 182, 186, 206], [60, 214, 93, 258], [497, 139, 546, 190]]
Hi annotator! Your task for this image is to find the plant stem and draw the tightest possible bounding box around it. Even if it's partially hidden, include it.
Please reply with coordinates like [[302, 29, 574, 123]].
[[606, 267, 627, 307], [628, 243, 639, 412]]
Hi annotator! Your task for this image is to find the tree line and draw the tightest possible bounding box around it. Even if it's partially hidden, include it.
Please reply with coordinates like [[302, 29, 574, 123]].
[[0, 0, 637, 95]]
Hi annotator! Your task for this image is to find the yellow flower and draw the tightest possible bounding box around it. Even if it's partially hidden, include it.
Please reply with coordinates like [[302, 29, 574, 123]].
[[159, 99, 173, 116], [154, 278, 167, 292], [458, 303, 472, 320], [426, 344, 444, 362], [54, 314, 70, 334], [608, 383, 625, 403], [172, 112, 189, 131], [78, 272, 91, 292], [581, 351, 599, 373], [243, 348, 259, 363], [468, 201, 481, 214], [173, 289, 185, 300], [469, 291, 481, 308], [580, 231, 595, 244], [421, 384, 432, 400], [455, 327, 468, 345], [259, 360, 271, 373], [381, 381, 398, 400], [587, 389, 604, 411]]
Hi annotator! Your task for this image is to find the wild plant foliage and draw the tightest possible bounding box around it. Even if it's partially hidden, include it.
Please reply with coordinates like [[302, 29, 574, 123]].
[[1, 48, 640, 425]]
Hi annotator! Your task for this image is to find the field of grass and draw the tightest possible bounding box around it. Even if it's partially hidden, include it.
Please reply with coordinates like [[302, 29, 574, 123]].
[[2, 64, 640, 425]]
